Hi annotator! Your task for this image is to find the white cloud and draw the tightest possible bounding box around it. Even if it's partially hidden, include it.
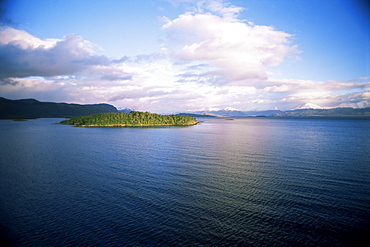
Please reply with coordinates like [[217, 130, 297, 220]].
[[0, 27, 58, 49], [0, 27, 109, 79], [163, 3, 299, 85]]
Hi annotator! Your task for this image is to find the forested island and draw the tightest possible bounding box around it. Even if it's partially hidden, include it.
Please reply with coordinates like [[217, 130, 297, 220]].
[[57, 111, 198, 127]]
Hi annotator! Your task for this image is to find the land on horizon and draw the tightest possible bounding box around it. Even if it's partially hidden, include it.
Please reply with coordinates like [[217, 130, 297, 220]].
[[1, 97, 370, 120], [0, 97, 118, 119]]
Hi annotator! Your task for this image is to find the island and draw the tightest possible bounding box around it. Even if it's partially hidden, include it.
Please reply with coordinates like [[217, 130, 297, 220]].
[[57, 111, 198, 127]]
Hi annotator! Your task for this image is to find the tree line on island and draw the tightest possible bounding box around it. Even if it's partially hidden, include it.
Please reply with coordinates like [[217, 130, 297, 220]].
[[57, 111, 198, 127]]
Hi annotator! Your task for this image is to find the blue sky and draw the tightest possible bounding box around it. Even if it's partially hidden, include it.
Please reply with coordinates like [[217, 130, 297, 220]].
[[0, 0, 369, 112]]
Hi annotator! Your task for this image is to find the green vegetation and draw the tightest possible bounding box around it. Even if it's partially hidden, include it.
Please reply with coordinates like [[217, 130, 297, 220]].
[[57, 111, 198, 127]]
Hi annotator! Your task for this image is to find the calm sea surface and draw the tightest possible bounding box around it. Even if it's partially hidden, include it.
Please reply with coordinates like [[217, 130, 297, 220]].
[[0, 117, 369, 246]]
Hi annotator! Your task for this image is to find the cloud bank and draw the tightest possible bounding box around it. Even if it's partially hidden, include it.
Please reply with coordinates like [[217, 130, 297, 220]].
[[0, 0, 369, 113], [0, 27, 109, 79]]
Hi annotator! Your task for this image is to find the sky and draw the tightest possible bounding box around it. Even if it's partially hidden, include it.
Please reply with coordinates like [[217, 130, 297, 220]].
[[0, 0, 369, 113]]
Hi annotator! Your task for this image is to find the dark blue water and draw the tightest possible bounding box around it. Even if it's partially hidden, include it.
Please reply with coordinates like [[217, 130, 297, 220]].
[[0, 118, 369, 246]]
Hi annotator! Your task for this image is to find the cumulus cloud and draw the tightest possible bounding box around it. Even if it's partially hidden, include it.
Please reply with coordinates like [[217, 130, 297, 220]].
[[163, 1, 299, 85], [0, 27, 109, 79]]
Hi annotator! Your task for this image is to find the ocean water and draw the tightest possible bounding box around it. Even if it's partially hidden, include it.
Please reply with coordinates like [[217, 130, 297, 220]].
[[0, 117, 369, 246]]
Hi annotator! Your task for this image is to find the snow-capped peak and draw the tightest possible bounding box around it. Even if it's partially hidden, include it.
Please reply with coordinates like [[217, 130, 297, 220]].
[[223, 107, 240, 111], [297, 103, 323, 109]]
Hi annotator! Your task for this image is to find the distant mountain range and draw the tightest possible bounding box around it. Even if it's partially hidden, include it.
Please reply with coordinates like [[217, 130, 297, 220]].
[[180, 107, 370, 118], [2, 97, 370, 119], [0, 97, 118, 119]]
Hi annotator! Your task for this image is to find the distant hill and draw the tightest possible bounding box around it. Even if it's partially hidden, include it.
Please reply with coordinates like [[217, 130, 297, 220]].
[[118, 108, 133, 113], [0, 97, 118, 119], [181, 107, 370, 118], [274, 108, 370, 118], [178, 113, 217, 118]]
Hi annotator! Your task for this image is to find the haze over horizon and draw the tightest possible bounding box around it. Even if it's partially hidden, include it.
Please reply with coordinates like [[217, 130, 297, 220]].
[[0, 0, 369, 113]]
